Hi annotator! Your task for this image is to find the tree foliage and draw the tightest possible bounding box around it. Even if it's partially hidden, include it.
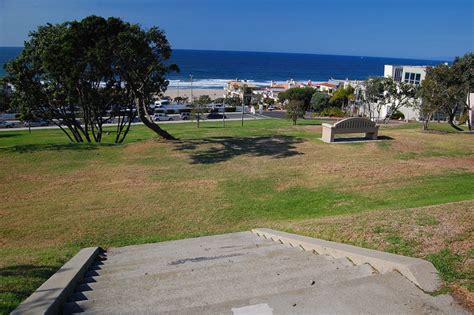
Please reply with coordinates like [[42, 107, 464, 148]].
[[192, 95, 211, 128], [5, 15, 178, 142], [173, 96, 188, 103], [382, 79, 419, 122], [278, 87, 315, 108], [225, 96, 241, 107], [263, 97, 275, 106], [310, 91, 330, 111], [0, 80, 12, 112], [362, 77, 386, 120], [330, 85, 354, 108], [420, 64, 465, 131], [285, 99, 305, 125], [362, 77, 419, 122]]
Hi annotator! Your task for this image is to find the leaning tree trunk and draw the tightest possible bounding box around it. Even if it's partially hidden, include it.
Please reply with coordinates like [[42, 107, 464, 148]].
[[447, 112, 463, 131], [422, 113, 432, 131], [135, 96, 176, 140]]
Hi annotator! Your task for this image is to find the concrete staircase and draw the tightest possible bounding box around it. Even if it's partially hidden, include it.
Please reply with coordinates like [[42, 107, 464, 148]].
[[63, 232, 466, 314]]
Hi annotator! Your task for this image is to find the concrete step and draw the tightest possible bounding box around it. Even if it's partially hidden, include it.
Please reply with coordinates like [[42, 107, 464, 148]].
[[104, 232, 271, 259], [76, 252, 352, 293], [86, 240, 288, 274], [65, 272, 468, 315], [71, 255, 362, 301], [64, 263, 375, 313], [81, 247, 340, 283], [81, 245, 347, 282]]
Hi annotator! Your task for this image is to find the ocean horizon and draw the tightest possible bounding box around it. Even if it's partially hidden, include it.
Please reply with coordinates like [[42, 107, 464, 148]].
[[0, 47, 447, 89]]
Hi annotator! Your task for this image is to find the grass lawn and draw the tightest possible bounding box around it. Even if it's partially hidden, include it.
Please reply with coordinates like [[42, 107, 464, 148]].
[[1, 118, 473, 313]]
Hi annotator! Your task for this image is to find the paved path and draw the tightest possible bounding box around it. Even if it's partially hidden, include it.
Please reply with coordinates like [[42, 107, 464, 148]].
[[63, 232, 466, 314]]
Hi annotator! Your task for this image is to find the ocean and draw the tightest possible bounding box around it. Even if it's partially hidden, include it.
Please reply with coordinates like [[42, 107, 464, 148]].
[[0, 47, 445, 89]]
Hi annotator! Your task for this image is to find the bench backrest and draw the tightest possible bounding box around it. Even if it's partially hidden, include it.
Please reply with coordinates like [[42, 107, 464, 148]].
[[333, 117, 376, 129]]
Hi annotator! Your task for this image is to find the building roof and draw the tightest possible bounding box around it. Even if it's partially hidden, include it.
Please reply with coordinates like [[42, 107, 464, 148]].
[[316, 82, 338, 88]]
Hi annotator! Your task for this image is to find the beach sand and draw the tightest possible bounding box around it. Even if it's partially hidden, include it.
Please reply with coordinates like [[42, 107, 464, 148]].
[[164, 88, 226, 100]]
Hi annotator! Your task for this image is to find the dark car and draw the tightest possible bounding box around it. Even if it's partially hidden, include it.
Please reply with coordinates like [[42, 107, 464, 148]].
[[180, 112, 192, 120], [206, 112, 227, 119], [0, 121, 15, 128]]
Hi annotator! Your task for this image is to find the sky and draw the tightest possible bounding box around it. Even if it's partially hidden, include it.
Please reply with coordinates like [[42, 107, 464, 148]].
[[0, 0, 473, 60]]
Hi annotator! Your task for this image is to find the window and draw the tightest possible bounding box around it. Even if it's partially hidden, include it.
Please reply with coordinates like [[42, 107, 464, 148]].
[[404, 73, 410, 81], [414, 73, 421, 84]]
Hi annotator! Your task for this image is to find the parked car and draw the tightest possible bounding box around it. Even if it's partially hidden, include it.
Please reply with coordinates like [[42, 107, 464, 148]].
[[267, 105, 275, 111], [180, 112, 192, 120], [0, 121, 15, 128], [206, 112, 227, 119], [153, 113, 173, 121], [23, 119, 49, 127]]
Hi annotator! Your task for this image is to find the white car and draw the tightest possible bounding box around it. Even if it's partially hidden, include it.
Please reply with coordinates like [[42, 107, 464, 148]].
[[153, 113, 173, 121]]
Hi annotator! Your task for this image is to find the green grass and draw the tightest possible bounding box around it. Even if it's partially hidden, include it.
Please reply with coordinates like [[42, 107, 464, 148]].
[[428, 249, 465, 283], [0, 119, 473, 313]]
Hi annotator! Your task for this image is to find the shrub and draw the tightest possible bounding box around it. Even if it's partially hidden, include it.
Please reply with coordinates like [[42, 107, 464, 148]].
[[391, 110, 405, 120], [458, 112, 468, 125], [316, 107, 346, 117], [178, 108, 191, 113]]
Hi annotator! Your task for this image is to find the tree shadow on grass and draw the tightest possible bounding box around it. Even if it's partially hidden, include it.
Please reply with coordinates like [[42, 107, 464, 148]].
[[0, 143, 117, 154], [175, 135, 304, 164], [0, 133, 20, 139], [0, 264, 58, 314]]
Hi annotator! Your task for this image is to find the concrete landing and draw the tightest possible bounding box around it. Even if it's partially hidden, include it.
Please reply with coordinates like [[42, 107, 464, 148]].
[[58, 231, 467, 314]]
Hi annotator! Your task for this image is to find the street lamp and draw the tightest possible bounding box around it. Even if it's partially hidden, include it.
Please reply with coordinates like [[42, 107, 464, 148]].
[[222, 94, 226, 127]]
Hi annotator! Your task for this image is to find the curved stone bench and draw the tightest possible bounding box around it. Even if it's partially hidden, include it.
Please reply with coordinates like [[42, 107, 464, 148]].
[[322, 117, 379, 143]]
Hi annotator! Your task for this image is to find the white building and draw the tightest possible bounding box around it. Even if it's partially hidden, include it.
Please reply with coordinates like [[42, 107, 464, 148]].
[[384, 65, 426, 85], [380, 64, 428, 120]]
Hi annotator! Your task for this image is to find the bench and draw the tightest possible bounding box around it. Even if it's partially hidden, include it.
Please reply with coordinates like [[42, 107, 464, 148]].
[[322, 117, 379, 143]]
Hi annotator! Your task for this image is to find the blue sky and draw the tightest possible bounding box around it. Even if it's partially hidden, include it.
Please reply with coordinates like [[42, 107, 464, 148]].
[[0, 0, 472, 60]]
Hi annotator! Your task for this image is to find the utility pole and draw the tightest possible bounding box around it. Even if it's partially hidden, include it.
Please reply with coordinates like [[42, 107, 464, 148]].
[[190, 74, 198, 127], [241, 83, 246, 127], [190, 75, 193, 103], [222, 95, 226, 127], [177, 80, 180, 99]]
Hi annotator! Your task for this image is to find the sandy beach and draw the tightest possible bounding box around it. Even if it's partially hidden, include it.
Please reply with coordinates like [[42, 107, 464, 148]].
[[164, 88, 226, 100]]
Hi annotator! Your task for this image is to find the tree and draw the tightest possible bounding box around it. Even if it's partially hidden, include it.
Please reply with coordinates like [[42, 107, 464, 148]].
[[251, 93, 263, 106], [418, 78, 441, 130], [382, 78, 420, 123], [174, 96, 188, 104], [263, 97, 275, 106], [421, 64, 464, 131], [278, 87, 315, 109], [330, 85, 354, 109], [111, 18, 179, 140], [452, 53, 474, 130], [285, 100, 305, 125], [5, 16, 178, 142], [362, 77, 386, 120], [310, 91, 330, 112], [193, 95, 211, 128], [0, 80, 12, 112], [361, 77, 419, 123], [225, 96, 241, 107]]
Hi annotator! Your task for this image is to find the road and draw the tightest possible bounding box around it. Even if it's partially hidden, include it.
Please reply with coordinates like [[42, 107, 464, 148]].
[[0, 113, 268, 132]]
